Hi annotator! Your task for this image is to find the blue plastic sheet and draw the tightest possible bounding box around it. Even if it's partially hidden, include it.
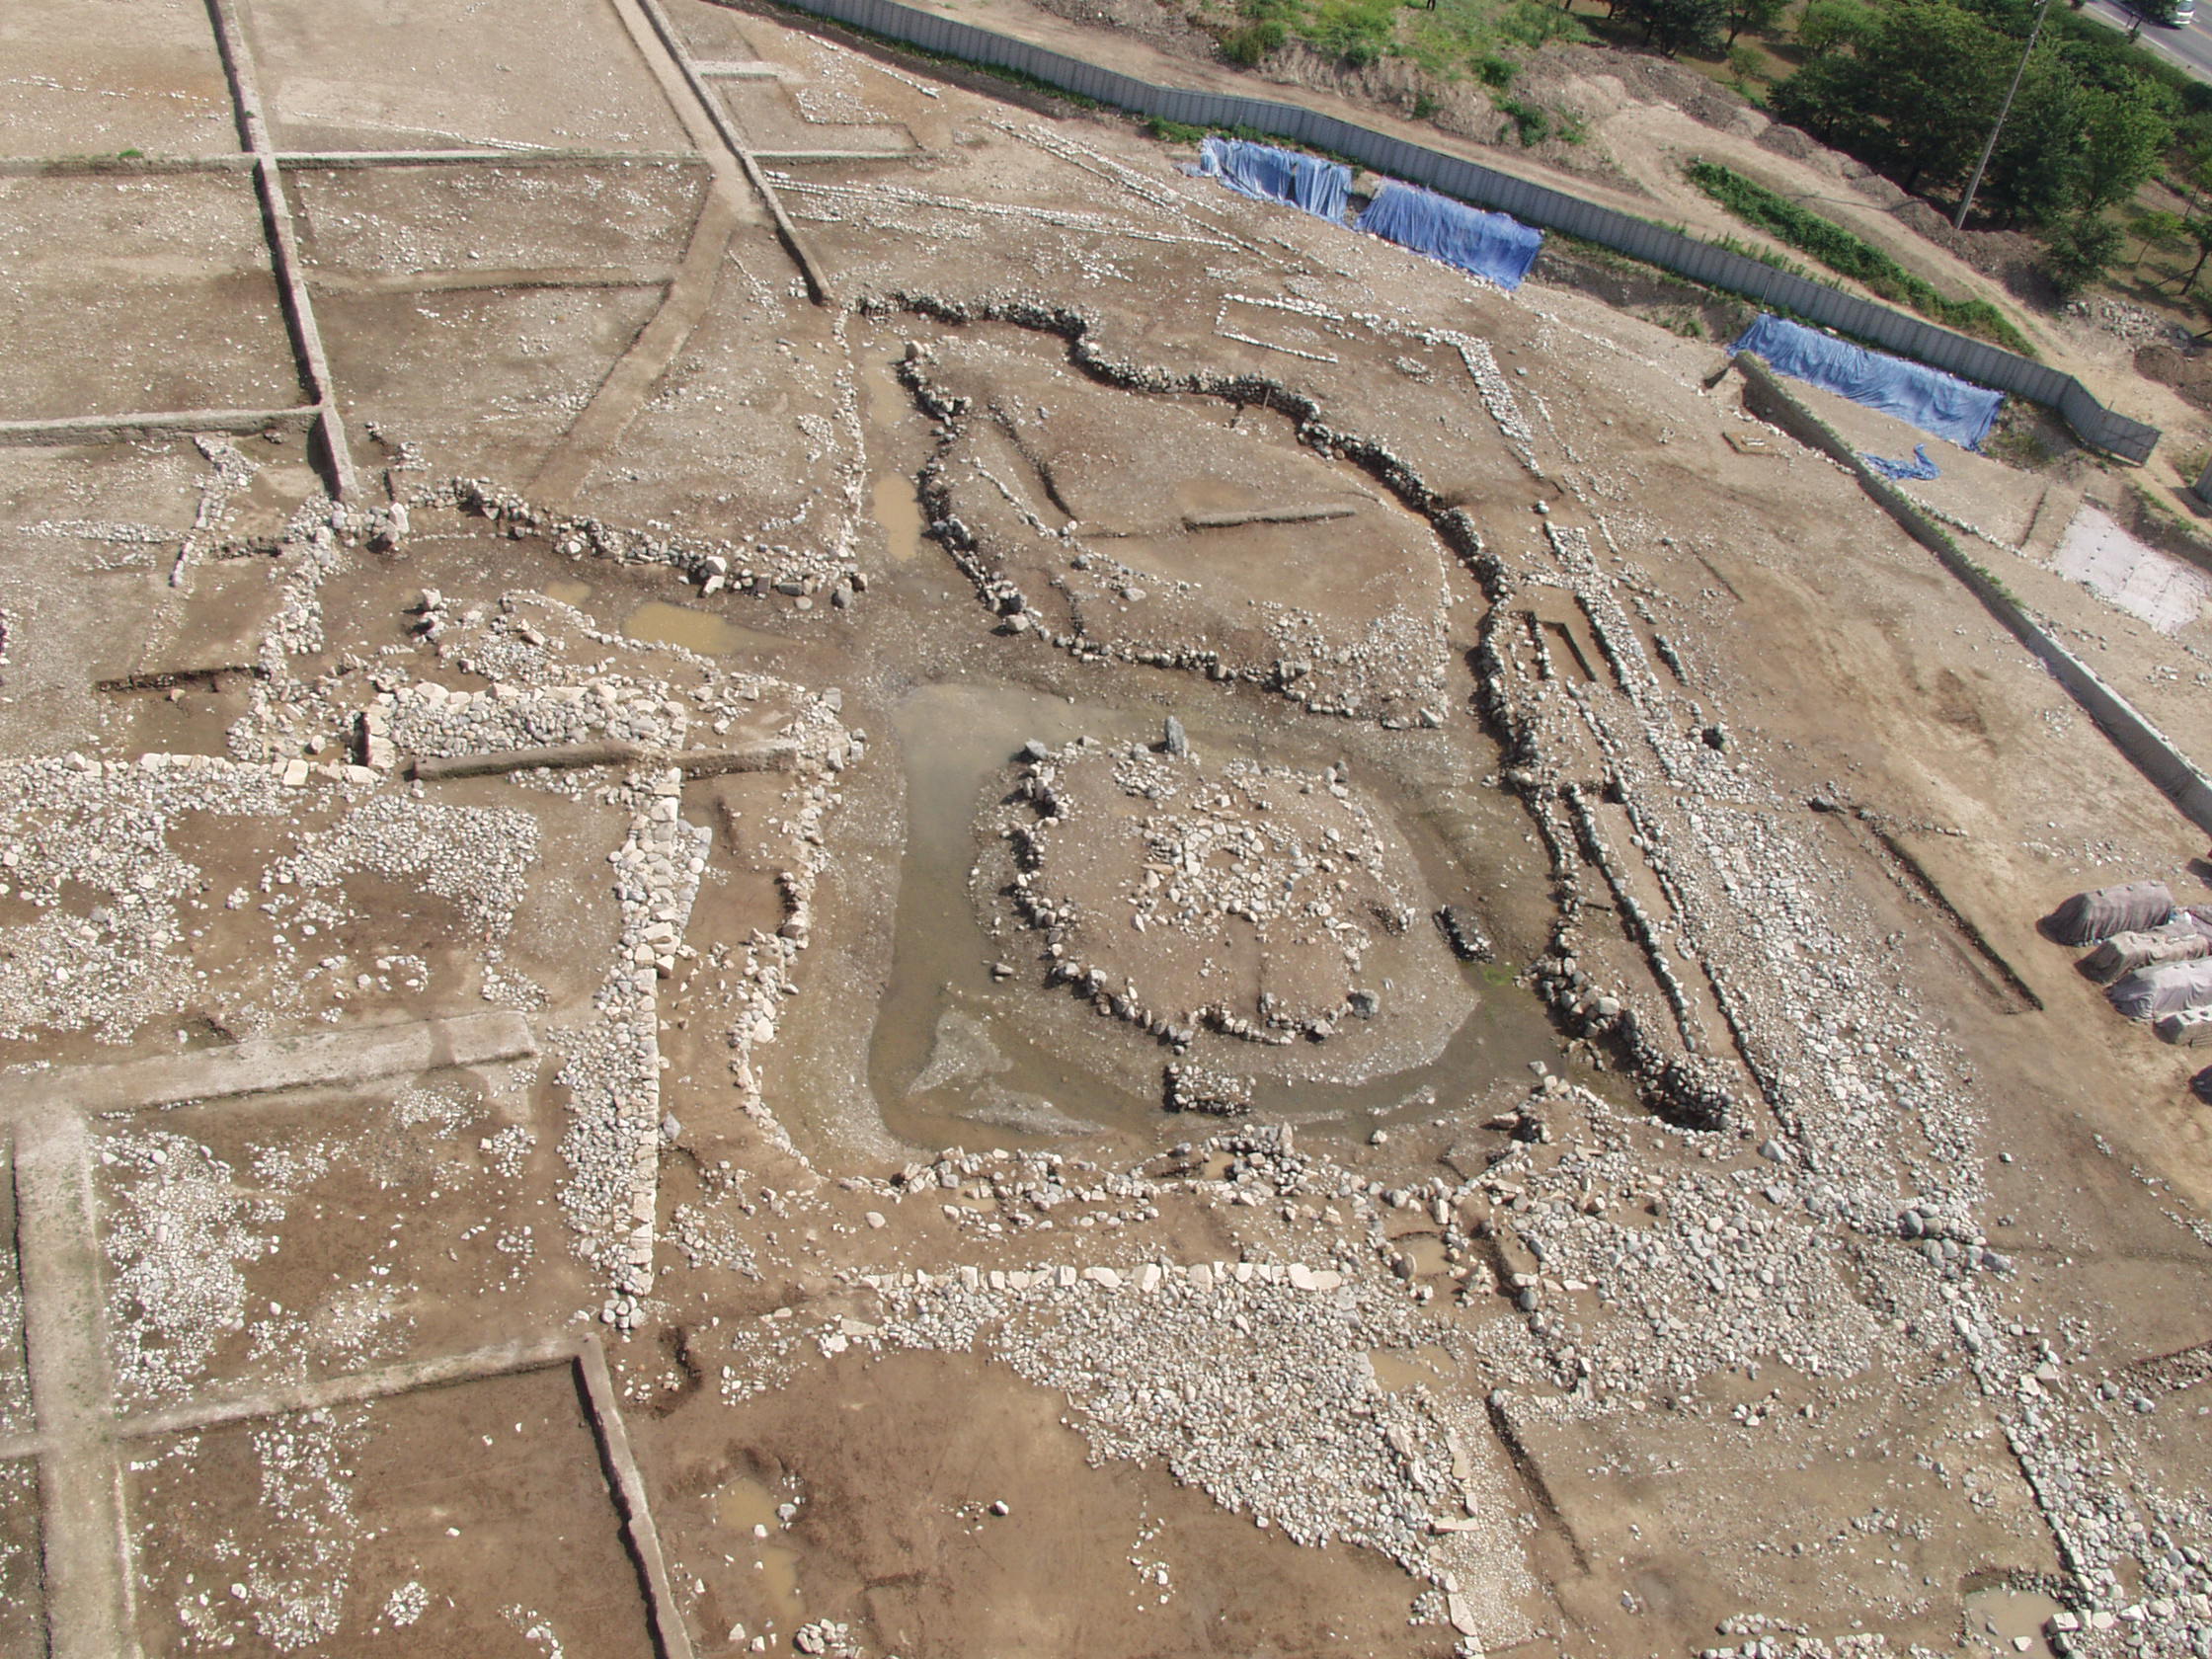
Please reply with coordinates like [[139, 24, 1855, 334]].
[[1861, 444, 1940, 481], [1731, 314, 2002, 450], [1353, 182, 1543, 290], [1189, 137, 1350, 222]]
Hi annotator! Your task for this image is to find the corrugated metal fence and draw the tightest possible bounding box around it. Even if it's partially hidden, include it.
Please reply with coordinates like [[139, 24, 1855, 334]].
[[765, 0, 2162, 461]]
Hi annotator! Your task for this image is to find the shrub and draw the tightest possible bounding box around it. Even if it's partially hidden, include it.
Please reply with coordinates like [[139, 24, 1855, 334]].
[[2042, 212, 2125, 300], [1498, 95, 1550, 144], [1222, 17, 1287, 62]]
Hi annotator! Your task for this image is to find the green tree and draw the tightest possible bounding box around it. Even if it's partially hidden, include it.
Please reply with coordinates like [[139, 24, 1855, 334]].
[[1855, 0, 2012, 193], [1794, 0, 1874, 54], [1724, 0, 1787, 43], [1775, 0, 2011, 192], [1626, 0, 1727, 55], [1979, 49, 2086, 227], [2042, 210, 2124, 297], [1770, 49, 1869, 142], [2074, 81, 2172, 214]]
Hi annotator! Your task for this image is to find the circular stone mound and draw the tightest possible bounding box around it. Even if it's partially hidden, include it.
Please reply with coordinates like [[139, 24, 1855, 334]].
[[1001, 736, 1425, 1047]]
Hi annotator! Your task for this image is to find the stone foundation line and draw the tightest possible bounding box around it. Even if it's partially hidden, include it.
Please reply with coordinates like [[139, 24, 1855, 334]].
[[0, 1009, 537, 1123], [0, 408, 319, 446], [14, 1110, 141, 1659], [408, 737, 801, 781], [628, 0, 835, 303], [201, 0, 358, 501], [275, 148, 702, 170]]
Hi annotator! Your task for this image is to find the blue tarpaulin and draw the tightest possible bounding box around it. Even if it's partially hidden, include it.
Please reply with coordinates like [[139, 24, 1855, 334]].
[[1353, 181, 1543, 290], [1731, 314, 2003, 450], [1861, 444, 1940, 481], [1189, 137, 1350, 222]]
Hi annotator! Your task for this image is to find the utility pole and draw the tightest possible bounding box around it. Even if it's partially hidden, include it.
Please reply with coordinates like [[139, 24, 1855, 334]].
[[1953, 0, 2057, 230]]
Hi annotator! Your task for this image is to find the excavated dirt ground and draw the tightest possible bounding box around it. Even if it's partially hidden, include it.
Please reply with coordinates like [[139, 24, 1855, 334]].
[[5, 3, 2212, 1659]]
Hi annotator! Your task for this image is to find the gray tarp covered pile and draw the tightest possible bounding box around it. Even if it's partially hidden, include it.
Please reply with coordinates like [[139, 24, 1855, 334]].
[[2108, 957, 2212, 1020], [2161, 1007, 2212, 1048], [2045, 880, 2175, 946], [2081, 918, 2212, 984]]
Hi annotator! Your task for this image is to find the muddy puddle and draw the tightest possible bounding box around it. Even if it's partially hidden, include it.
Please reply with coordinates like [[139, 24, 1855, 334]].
[[856, 338, 937, 571], [717, 1473, 808, 1635], [622, 598, 794, 659], [541, 577, 593, 608], [867, 681, 1564, 1152], [1962, 1586, 2061, 1657], [1369, 1344, 1455, 1391], [868, 473, 926, 564]]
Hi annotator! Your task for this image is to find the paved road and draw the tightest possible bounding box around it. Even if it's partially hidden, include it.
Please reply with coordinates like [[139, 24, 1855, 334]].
[[2080, 0, 2212, 83]]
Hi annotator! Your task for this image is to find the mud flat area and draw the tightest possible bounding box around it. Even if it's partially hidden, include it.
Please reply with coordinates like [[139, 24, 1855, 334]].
[[4, 2, 2212, 1657]]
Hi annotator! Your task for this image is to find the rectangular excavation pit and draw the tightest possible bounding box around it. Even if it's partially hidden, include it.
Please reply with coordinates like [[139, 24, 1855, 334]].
[[0, 172, 301, 422], [240, 0, 691, 155], [289, 161, 709, 279], [0, 0, 235, 159], [77, 1028, 576, 1411], [120, 1340, 685, 1658], [711, 80, 918, 155], [0, 1153, 30, 1447], [0, 1457, 40, 1657], [1582, 797, 1730, 1054], [1518, 590, 1612, 689], [1811, 807, 2042, 1015], [1493, 1370, 2058, 1651]]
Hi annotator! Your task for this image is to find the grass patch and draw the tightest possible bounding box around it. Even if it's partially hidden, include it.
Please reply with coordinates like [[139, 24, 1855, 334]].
[[1710, 231, 1812, 279], [1139, 117, 1365, 173], [1984, 422, 2058, 472], [1146, 117, 1211, 144], [1230, 0, 1398, 66], [1689, 158, 2035, 355], [1402, 0, 1588, 75], [1687, 159, 2036, 357]]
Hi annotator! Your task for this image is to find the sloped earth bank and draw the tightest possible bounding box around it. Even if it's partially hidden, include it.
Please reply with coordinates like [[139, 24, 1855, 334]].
[[901, 0, 2210, 464]]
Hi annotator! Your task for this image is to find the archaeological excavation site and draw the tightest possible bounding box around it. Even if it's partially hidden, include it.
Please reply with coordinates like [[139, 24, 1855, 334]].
[[9, 0, 2212, 1655]]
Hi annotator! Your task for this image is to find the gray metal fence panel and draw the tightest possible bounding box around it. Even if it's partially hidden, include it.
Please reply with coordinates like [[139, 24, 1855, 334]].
[[776, 0, 2160, 460]]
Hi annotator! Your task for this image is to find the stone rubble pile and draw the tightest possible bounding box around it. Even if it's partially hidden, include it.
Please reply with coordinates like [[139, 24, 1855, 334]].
[[881, 305, 1457, 727], [428, 477, 861, 609], [373, 675, 688, 761], [562, 687, 850, 1309], [563, 765, 711, 1313], [1001, 738, 1415, 1047], [1162, 1059, 1254, 1116], [0, 753, 387, 1041]]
